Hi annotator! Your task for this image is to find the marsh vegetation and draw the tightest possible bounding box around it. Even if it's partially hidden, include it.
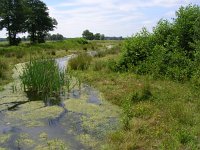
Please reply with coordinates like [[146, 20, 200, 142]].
[[0, 3, 200, 150], [20, 57, 64, 101]]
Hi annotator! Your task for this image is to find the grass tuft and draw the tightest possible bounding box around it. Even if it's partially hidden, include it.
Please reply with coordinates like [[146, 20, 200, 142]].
[[69, 53, 92, 70]]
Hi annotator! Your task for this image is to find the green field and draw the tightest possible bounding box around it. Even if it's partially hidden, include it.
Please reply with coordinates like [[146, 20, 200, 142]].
[[0, 38, 200, 149]]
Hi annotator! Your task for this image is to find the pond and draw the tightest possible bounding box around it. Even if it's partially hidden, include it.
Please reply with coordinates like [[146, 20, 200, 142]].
[[0, 55, 121, 150]]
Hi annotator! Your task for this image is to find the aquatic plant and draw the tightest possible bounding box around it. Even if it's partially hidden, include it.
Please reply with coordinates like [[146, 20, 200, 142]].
[[20, 57, 64, 99]]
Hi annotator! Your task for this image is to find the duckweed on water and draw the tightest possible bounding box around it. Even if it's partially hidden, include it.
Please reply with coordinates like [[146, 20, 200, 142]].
[[6, 101, 63, 127], [16, 133, 35, 148], [0, 134, 11, 145], [0, 58, 121, 149], [77, 134, 99, 148], [35, 139, 69, 150]]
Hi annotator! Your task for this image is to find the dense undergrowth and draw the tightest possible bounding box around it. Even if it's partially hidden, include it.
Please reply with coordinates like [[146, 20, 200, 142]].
[[115, 5, 200, 85]]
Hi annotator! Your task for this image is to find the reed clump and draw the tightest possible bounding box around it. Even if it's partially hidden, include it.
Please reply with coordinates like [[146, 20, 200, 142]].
[[20, 57, 64, 99]]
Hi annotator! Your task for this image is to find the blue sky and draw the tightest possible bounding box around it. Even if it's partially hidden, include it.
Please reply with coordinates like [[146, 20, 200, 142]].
[[0, 0, 199, 38]]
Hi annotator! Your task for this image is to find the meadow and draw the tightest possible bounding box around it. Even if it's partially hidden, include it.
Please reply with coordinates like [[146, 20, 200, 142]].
[[0, 4, 200, 149], [0, 38, 200, 149]]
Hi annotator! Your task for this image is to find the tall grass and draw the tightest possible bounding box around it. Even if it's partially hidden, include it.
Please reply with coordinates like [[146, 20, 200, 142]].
[[20, 57, 64, 100], [0, 57, 8, 79], [69, 53, 92, 70]]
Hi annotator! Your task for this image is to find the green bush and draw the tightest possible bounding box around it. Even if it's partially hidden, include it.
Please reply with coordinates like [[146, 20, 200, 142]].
[[75, 38, 88, 45], [69, 53, 92, 70], [119, 28, 153, 70], [107, 59, 119, 72], [117, 5, 200, 83]]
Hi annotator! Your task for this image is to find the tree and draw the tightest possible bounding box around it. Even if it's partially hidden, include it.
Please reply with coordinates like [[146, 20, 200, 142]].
[[174, 4, 200, 58], [26, 0, 57, 43], [82, 30, 94, 40], [0, 0, 27, 45], [94, 33, 101, 40], [152, 19, 173, 46], [100, 34, 105, 40], [47, 33, 64, 41]]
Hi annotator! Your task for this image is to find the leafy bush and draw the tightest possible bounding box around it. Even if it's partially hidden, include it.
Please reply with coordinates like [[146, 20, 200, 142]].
[[118, 28, 154, 71], [75, 38, 88, 45], [69, 53, 92, 70], [107, 59, 119, 72], [117, 5, 200, 82]]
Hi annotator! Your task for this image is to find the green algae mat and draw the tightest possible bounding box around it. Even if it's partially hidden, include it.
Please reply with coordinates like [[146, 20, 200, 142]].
[[0, 63, 121, 150]]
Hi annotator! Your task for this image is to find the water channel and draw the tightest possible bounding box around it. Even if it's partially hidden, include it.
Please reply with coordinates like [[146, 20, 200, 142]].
[[0, 55, 120, 150]]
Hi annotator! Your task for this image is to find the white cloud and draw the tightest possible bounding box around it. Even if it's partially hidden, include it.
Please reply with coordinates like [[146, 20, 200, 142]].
[[0, 0, 199, 38]]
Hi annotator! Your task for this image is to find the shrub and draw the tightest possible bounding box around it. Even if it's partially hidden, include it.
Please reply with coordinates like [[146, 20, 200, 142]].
[[75, 38, 88, 45], [118, 28, 153, 70], [69, 53, 92, 70], [107, 59, 119, 72], [117, 5, 200, 83]]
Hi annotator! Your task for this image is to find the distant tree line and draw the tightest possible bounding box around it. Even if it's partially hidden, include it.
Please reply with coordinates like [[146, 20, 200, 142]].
[[82, 30, 105, 40], [0, 38, 7, 42], [0, 0, 57, 45], [45, 33, 65, 41], [104, 36, 123, 40]]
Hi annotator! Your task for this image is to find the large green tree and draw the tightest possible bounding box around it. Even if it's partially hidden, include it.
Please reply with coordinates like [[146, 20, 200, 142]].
[[82, 30, 94, 40], [0, 0, 27, 45], [94, 33, 101, 40], [26, 0, 57, 43], [174, 4, 200, 58]]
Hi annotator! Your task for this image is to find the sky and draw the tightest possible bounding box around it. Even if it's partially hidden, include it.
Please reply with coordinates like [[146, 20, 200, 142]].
[[0, 0, 199, 38]]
